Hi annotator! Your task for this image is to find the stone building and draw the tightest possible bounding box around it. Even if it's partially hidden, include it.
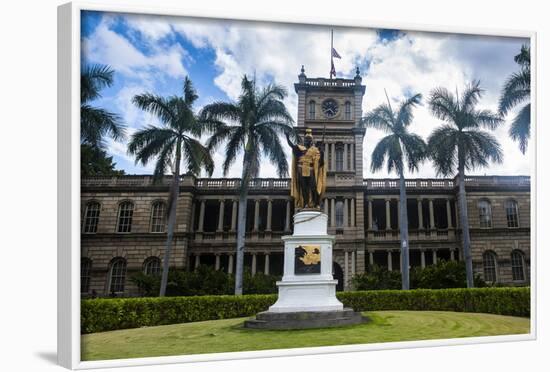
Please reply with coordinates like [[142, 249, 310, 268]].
[[80, 69, 531, 297]]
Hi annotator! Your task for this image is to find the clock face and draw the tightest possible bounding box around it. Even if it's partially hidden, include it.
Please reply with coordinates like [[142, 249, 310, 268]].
[[322, 99, 339, 118]]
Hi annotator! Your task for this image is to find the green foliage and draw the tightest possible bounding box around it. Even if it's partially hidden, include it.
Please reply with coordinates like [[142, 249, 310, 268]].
[[351, 265, 402, 290], [338, 287, 530, 318], [80, 144, 125, 177], [129, 266, 280, 297], [410, 260, 486, 289], [353, 261, 486, 291], [81, 287, 530, 334]]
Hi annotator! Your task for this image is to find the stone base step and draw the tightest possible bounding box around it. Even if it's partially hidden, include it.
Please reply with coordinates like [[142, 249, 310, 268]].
[[244, 308, 367, 330]]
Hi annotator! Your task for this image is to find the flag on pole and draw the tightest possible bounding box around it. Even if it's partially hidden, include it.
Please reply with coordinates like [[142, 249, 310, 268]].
[[331, 47, 341, 59], [330, 60, 336, 78]]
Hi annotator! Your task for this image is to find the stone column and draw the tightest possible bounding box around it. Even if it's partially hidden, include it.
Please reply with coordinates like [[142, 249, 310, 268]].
[[215, 254, 221, 270], [198, 200, 205, 232], [285, 199, 291, 232], [343, 198, 349, 227], [344, 251, 349, 287], [253, 199, 260, 232], [195, 254, 200, 269], [429, 199, 435, 229], [450, 249, 455, 261], [367, 198, 373, 229], [420, 250, 426, 269], [190, 201, 196, 232], [324, 143, 329, 170], [228, 254, 234, 274], [251, 253, 257, 275], [343, 143, 348, 171], [266, 199, 273, 231], [264, 253, 270, 275], [217, 199, 225, 232], [446, 199, 453, 228], [385, 198, 391, 230], [331, 198, 336, 227], [231, 199, 238, 232], [351, 251, 356, 277], [323, 198, 328, 215], [350, 143, 355, 170], [351, 198, 355, 227], [417, 198, 424, 229], [387, 250, 393, 271], [331, 143, 336, 170], [432, 249, 438, 265]]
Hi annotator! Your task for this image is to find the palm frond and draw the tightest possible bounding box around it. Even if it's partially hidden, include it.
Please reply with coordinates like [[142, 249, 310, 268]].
[[81, 64, 114, 103], [509, 103, 531, 154], [498, 70, 530, 115], [362, 105, 394, 132], [128, 126, 176, 166], [81, 105, 126, 147], [470, 110, 504, 130], [199, 102, 241, 124], [462, 130, 503, 171], [182, 137, 214, 176], [460, 80, 482, 112], [396, 93, 422, 127], [428, 87, 458, 123], [256, 126, 289, 178], [182, 76, 199, 106], [152, 139, 175, 181], [221, 127, 245, 176], [427, 125, 459, 176], [132, 94, 177, 124], [401, 133, 427, 172]]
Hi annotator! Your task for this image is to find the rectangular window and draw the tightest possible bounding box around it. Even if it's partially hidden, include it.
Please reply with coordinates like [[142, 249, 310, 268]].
[[83, 202, 100, 233], [151, 202, 166, 233], [117, 203, 134, 233], [506, 201, 519, 228], [335, 200, 344, 227], [345, 102, 351, 120], [335, 146, 344, 171], [511, 252, 525, 281]]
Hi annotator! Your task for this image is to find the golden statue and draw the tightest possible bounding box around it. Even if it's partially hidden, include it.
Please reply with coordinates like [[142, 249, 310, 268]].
[[286, 128, 326, 209]]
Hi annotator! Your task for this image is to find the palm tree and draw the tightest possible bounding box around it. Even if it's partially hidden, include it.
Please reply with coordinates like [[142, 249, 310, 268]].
[[81, 64, 126, 148], [362, 92, 427, 290], [200, 75, 295, 295], [128, 76, 214, 297], [427, 81, 503, 288], [499, 45, 531, 154]]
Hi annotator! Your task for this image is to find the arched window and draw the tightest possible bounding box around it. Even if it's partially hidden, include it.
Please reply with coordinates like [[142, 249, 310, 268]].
[[143, 257, 161, 276], [344, 101, 352, 120], [109, 258, 127, 293], [150, 201, 167, 233], [511, 250, 525, 281], [482, 251, 498, 283], [478, 200, 492, 228], [308, 100, 316, 119], [505, 199, 520, 228], [81, 258, 92, 293], [335, 200, 344, 227], [335, 143, 344, 171], [83, 201, 100, 233], [117, 201, 134, 233]]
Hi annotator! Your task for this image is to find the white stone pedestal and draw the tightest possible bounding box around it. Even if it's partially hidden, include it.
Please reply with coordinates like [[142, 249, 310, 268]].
[[268, 210, 344, 313]]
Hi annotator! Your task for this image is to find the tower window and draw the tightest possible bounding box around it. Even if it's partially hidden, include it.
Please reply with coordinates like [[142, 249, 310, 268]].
[[335, 143, 344, 171], [335, 200, 344, 227], [345, 101, 352, 120], [308, 100, 316, 120]]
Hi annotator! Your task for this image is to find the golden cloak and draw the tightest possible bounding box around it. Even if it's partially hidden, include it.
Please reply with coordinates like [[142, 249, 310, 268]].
[[290, 144, 327, 208]]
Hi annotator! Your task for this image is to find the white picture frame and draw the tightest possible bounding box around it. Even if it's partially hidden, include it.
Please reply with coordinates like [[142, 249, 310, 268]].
[[57, 1, 537, 369]]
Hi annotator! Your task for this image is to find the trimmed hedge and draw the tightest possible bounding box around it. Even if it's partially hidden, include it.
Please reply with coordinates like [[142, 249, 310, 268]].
[[81, 287, 529, 334]]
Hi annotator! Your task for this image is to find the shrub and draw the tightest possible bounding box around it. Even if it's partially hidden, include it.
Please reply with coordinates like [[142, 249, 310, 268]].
[[352, 261, 486, 291], [81, 287, 530, 334], [352, 265, 402, 290], [129, 266, 280, 297]]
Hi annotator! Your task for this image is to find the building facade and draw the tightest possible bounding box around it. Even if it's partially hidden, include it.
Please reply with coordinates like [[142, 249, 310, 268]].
[[81, 69, 531, 297]]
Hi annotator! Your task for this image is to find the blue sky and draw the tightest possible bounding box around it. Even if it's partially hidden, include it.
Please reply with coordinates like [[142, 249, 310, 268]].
[[81, 11, 530, 178]]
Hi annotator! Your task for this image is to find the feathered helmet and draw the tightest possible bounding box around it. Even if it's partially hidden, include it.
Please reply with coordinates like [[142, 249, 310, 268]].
[[305, 128, 313, 139]]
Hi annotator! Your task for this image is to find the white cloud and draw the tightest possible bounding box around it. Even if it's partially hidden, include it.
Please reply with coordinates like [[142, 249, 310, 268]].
[[105, 13, 530, 179]]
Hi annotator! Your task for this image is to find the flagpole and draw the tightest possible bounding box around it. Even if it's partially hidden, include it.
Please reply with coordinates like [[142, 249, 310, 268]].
[[330, 29, 333, 79]]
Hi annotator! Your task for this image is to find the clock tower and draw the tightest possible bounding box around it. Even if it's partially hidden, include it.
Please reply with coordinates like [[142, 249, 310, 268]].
[[294, 66, 367, 286]]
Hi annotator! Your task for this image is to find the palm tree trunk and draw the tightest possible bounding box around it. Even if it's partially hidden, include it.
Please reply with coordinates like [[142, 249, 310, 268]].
[[458, 162, 474, 288], [398, 169, 410, 290], [159, 145, 181, 297], [234, 160, 250, 296]]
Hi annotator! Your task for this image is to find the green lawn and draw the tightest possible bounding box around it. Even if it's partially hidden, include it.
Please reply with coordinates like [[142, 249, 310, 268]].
[[81, 311, 529, 361]]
